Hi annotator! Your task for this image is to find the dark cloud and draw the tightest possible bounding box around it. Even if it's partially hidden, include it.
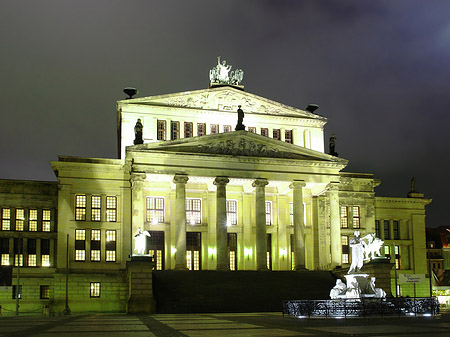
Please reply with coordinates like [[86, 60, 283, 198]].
[[0, 0, 448, 227]]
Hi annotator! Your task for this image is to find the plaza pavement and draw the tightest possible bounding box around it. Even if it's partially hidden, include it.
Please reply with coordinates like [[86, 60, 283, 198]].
[[0, 311, 449, 336]]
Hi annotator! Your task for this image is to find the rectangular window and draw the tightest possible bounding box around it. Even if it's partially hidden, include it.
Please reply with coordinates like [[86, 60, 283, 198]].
[[223, 125, 232, 133], [75, 195, 87, 221], [29, 209, 37, 231], [90, 282, 100, 298], [106, 230, 116, 262], [106, 196, 117, 222], [228, 233, 237, 271], [1, 247, 10, 265], [91, 229, 101, 262], [15, 209, 24, 231], [342, 236, 349, 264], [186, 199, 201, 225], [42, 210, 51, 232], [41, 239, 50, 267], [210, 124, 218, 134], [384, 220, 390, 240], [340, 206, 348, 228], [352, 206, 360, 229], [146, 197, 164, 224], [2, 208, 10, 230], [14, 254, 23, 267], [265, 201, 272, 226], [197, 123, 206, 136], [273, 129, 281, 140], [184, 122, 193, 138], [148, 231, 164, 270], [285, 130, 293, 144], [41, 255, 50, 267], [393, 220, 400, 240], [375, 220, 380, 237], [13, 238, 23, 266], [384, 245, 390, 259], [157, 120, 166, 140], [170, 121, 180, 140], [91, 196, 101, 221], [261, 128, 269, 137], [395, 245, 401, 269], [40, 285, 50, 299], [248, 127, 256, 133], [75, 229, 86, 261], [226, 200, 237, 226], [28, 238, 36, 266], [28, 254, 36, 267], [186, 232, 201, 270]]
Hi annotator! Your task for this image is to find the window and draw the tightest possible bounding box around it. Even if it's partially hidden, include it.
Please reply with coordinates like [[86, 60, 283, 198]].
[[41, 239, 50, 267], [40, 285, 50, 299], [261, 128, 269, 137], [342, 236, 349, 264], [1, 239, 9, 265], [395, 245, 400, 269], [226, 200, 237, 226], [12, 285, 22, 299], [186, 232, 201, 270], [340, 206, 348, 228], [290, 234, 295, 270], [106, 230, 116, 262], [375, 220, 380, 237], [248, 127, 256, 133], [197, 123, 206, 136], [13, 238, 23, 266], [148, 231, 164, 270], [289, 202, 294, 226], [106, 196, 117, 222], [28, 254, 36, 267], [157, 120, 166, 140], [186, 199, 201, 225], [228, 233, 237, 271], [170, 121, 180, 140], [42, 210, 51, 232], [14, 254, 23, 267], [223, 125, 232, 133], [265, 201, 272, 226], [184, 122, 193, 138], [267, 234, 272, 270], [28, 239, 36, 267], [75, 195, 87, 221], [393, 220, 400, 240], [90, 282, 100, 297], [352, 206, 360, 229], [29, 209, 37, 231], [285, 130, 293, 144], [15, 209, 24, 231], [91, 196, 101, 221], [2, 208, 10, 230], [91, 229, 101, 262], [384, 220, 390, 240], [1, 254, 9, 265], [210, 124, 218, 134], [146, 197, 164, 224], [273, 129, 281, 140], [75, 229, 86, 261], [384, 245, 390, 259]]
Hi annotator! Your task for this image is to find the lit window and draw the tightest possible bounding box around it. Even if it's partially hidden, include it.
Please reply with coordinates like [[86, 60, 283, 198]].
[[384, 220, 390, 240], [340, 206, 348, 228], [186, 199, 201, 225], [40, 285, 50, 299], [393, 220, 400, 240], [91, 250, 100, 261], [223, 125, 232, 133], [395, 245, 401, 269], [41, 239, 50, 266], [28, 254, 36, 267], [42, 255, 50, 267], [42, 210, 51, 232], [285, 130, 293, 144], [342, 236, 349, 264], [106, 250, 116, 262], [149, 249, 163, 270], [184, 122, 193, 138], [106, 196, 117, 222], [29, 209, 37, 231], [186, 251, 192, 270], [91, 196, 101, 221], [226, 200, 237, 225], [261, 128, 269, 137], [91, 229, 101, 262], [228, 233, 237, 271], [248, 127, 256, 133], [75, 229, 86, 261], [1, 239, 11, 265], [352, 206, 360, 229], [14, 254, 23, 267], [1, 254, 10, 265], [384, 245, 390, 259], [170, 121, 180, 140], [75, 195, 87, 221], [75, 250, 85, 261], [146, 197, 164, 224], [229, 251, 236, 271], [267, 251, 271, 269], [90, 282, 100, 298], [2, 208, 11, 230], [193, 251, 200, 270], [15, 209, 24, 231], [273, 129, 280, 140], [197, 123, 206, 136], [210, 124, 218, 134], [157, 120, 166, 140], [106, 230, 116, 262], [265, 201, 272, 226]]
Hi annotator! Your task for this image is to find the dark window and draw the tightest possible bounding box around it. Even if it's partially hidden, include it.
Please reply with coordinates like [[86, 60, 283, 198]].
[[157, 120, 166, 140], [261, 128, 269, 137], [210, 124, 218, 134], [41, 239, 50, 255], [384, 220, 390, 240], [273, 129, 281, 140], [184, 122, 193, 138], [375, 220, 380, 237], [393, 220, 400, 240], [171, 121, 180, 140], [285, 130, 293, 143], [12, 285, 22, 299], [28, 239, 37, 254], [228, 233, 237, 271], [248, 127, 256, 133], [223, 125, 232, 133], [267, 234, 272, 270], [40, 285, 49, 299], [197, 123, 206, 136]]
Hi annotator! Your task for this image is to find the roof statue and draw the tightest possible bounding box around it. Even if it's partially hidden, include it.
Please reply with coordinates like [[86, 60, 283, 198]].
[[209, 56, 244, 85]]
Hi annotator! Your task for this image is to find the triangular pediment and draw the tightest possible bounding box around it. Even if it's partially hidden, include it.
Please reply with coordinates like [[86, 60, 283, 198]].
[[128, 131, 347, 164], [119, 86, 325, 120]]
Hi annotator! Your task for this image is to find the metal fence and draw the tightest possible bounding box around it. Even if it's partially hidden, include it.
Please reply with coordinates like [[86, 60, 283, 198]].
[[283, 297, 440, 318]]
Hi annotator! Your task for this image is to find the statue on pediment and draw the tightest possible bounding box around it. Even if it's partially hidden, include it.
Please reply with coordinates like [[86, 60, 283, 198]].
[[134, 119, 144, 145], [329, 134, 338, 157], [209, 56, 244, 85], [134, 227, 151, 255], [235, 105, 245, 131]]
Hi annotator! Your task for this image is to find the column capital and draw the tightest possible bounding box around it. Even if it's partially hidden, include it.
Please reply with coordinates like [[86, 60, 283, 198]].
[[289, 180, 306, 189], [173, 174, 189, 184], [252, 178, 268, 188], [130, 172, 146, 183], [213, 176, 230, 186], [327, 182, 340, 192]]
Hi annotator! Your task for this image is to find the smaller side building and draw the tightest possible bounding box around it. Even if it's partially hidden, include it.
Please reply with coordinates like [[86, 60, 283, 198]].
[[427, 226, 450, 305]]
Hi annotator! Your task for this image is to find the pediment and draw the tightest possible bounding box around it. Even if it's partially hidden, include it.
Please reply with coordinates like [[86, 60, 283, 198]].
[[120, 86, 325, 120], [128, 131, 347, 164]]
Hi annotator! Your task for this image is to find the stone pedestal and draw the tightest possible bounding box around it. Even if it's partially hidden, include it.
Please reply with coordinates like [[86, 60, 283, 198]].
[[126, 256, 156, 314], [362, 258, 394, 297]]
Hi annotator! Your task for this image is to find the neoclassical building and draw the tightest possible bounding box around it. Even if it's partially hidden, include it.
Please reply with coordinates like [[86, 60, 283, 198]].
[[0, 76, 431, 313]]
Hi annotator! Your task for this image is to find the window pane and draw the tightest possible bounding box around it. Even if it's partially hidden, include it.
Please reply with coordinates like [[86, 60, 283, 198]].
[[16, 209, 24, 231], [91, 196, 101, 221], [106, 196, 117, 222], [75, 195, 86, 221], [29, 209, 38, 231], [90, 282, 100, 297]]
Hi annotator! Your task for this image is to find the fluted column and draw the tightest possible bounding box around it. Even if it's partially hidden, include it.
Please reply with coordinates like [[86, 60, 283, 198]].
[[253, 178, 269, 271], [214, 177, 230, 270], [328, 182, 341, 268], [173, 174, 189, 270], [290, 180, 306, 270], [131, 172, 146, 255]]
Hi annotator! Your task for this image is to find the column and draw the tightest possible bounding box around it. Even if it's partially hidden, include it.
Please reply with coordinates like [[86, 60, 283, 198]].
[[252, 178, 268, 271], [328, 182, 341, 268], [214, 177, 229, 271], [130, 172, 146, 255], [173, 174, 189, 270], [290, 180, 306, 270]]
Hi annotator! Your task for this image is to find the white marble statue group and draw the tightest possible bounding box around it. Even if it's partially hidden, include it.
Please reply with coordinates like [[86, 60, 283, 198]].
[[209, 56, 244, 85], [134, 228, 151, 255], [348, 231, 383, 273]]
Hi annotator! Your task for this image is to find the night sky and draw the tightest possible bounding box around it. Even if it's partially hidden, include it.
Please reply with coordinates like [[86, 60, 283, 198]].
[[0, 1, 448, 228]]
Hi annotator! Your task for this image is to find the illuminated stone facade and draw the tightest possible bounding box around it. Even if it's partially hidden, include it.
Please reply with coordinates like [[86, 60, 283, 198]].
[[0, 85, 431, 314]]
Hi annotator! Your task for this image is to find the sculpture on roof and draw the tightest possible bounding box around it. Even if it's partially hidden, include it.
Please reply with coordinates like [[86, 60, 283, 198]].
[[134, 119, 143, 145], [209, 56, 244, 85], [329, 134, 338, 157], [235, 105, 245, 131]]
